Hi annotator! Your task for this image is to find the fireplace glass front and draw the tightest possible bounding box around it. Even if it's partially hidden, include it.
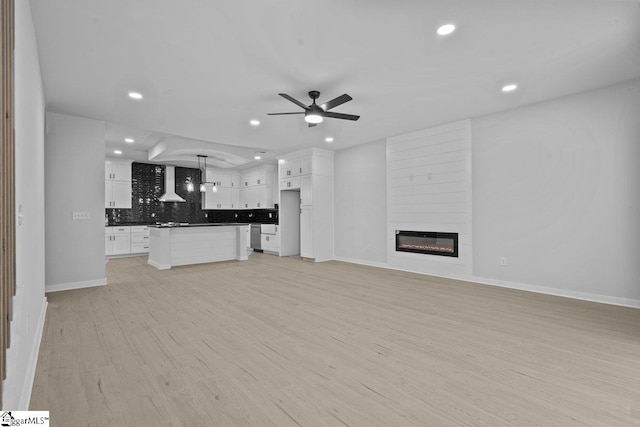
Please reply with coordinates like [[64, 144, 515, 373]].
[[395, 230, 458, 257]]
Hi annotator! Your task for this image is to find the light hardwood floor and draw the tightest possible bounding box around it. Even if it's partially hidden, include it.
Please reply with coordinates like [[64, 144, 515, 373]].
[[31, 253, 640, 426]]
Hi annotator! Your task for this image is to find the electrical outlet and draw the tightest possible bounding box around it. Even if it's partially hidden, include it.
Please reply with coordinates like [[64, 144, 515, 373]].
[[72, 211, 91, 220], [500, 256, 507, 266]]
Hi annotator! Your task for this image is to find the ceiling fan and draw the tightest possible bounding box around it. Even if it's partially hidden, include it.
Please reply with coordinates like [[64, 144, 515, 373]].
[[268, 91, 360, 127]]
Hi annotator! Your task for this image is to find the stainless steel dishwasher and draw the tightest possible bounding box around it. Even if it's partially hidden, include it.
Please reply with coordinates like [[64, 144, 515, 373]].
[[250, 224, 262, 252]]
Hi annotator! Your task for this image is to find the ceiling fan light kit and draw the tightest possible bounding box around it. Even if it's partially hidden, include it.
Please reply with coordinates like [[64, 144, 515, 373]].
[[269, 90, 360, 127]]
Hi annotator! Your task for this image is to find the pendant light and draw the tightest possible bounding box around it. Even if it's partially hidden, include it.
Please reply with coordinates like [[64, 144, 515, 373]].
[[197, 155, 217, 192]]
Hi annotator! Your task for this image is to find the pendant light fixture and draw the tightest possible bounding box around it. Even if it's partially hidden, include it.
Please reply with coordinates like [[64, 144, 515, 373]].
[[197, 155, 217, 192]]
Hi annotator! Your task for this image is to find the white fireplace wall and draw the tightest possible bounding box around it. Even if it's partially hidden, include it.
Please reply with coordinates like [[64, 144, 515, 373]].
[[386, 120, 472, 278]]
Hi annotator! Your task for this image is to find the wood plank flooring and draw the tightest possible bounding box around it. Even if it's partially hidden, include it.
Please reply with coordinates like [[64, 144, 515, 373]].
[[30, 253, 640, 426]]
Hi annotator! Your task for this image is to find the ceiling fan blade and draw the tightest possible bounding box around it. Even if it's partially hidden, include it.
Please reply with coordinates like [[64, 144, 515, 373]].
[[279, 93, 309, 110], [324, 111, 360, 121], [308, 123, 317, 128], [267, 112, 305, 115], [321, 94, 352, 111]]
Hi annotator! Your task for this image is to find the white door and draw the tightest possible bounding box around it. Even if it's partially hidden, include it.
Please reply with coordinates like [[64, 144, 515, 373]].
[[230, 174, 240, 189], [112, 234, 131, 255], [289, 158, 302, 177], [300, 205, 313, 258], [231, 188, 240, 209], [105, 235, 112, 255], [300, 156, 312, 175], [105, 181, 112, 208], [110, 162, 132, 181], [111, 180, 132, 208], [300, 175, 312, 205], [217, 188, 232, 208]]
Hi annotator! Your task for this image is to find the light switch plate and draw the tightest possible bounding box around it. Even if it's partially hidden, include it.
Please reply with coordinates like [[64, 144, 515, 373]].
[[72, 211, 91, 220]]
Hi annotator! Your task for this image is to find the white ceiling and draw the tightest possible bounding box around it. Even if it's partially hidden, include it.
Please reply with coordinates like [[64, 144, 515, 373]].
[[30, 0, 640, 165]]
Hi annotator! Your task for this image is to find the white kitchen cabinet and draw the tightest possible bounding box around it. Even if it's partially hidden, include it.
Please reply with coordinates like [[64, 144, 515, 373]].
[[217, 188, 232, 209], [300, 175, 312, 205], [231, 188, 240, 208], [105, 160, 132, 209], [279, 155, 312, 177], [280, 176, 301, 190], [204, 168, 268, 209], [105, 160, 132, 181], [241, 186, 264, 209], [130, 225, 150, 253], [109, 180, 132, 208], [239, 165, 276, 209], [300, 206, 313, 258], [278, 148, 333, 261], [203, 186, 234, 209], [105, 180, 132, 209], [105, 226, 131, 256], [261, 234, 280, 253], [300, 156, 312, 176], [260, 224, 279, 253], [230, 174, 240, 189]]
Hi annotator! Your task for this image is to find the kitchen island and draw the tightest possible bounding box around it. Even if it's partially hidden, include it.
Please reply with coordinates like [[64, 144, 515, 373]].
[[148, 223, 248, 270]]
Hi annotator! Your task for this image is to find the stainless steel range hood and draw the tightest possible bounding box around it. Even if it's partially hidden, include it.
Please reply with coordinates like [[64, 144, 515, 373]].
[[158, 165, 186, 203]]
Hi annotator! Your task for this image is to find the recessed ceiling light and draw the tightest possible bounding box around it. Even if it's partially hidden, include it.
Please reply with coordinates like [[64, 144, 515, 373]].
[[128, 91, 143, 100], [113, 150, 122, 155], [325, 137, 334, 143], [124, 138, 134, 143], [502, 83, 518, 92], [254, 155, 261, 160], [437, 24, 456, 36], [250, 119, 260, 126]]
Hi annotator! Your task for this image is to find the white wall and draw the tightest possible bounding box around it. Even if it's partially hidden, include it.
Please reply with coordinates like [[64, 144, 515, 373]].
[[334, 79, 640, 306], [472, 79, 640, 304], [333, 140, 387, 265], [386, 120, 472, 278], [3, 0, 47, 409], [45, 113, 106, 290]]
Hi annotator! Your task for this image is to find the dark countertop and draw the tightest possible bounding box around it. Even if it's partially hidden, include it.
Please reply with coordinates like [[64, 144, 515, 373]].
[[106, 222, 157, 226], [150, 222, 251, 228], [107, 221, 276, 227]]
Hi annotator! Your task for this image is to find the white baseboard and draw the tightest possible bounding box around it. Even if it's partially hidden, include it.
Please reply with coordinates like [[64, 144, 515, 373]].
[[18, 297, 47, 410], [45, 278, 107, 293], [147, 259, 170, 270], [332, 256, 389, 269], [332, 257, 640, 309], [471, 275, 640, 309]]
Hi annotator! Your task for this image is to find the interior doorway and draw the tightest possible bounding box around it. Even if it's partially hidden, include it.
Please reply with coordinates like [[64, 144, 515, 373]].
[[279, 190, 300, 256]]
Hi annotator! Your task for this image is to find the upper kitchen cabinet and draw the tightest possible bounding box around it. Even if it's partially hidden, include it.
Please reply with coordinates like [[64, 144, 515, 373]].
[[202, 168, 241, 209], [279, 156, 312, 178], [240, 165, 277, 209], [105, 159, 132, 208], [278, 148, 334, 262], [105, 160, 132, 182], [203, 167, 271, 209]]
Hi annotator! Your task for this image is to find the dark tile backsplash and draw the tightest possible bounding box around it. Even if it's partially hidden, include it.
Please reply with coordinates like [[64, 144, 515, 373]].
[[106, 162, 278, 225]]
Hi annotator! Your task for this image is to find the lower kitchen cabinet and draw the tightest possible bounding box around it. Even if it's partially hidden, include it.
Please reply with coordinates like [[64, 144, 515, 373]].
[[105, 225, 150, 256], [105, 226, 131, 256], [130, 225, 151, 253], [261, 233, 280, 253]]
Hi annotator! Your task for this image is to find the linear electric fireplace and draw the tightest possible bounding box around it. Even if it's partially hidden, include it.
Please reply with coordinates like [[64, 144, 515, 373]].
[[395, 230, 458, 257]]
